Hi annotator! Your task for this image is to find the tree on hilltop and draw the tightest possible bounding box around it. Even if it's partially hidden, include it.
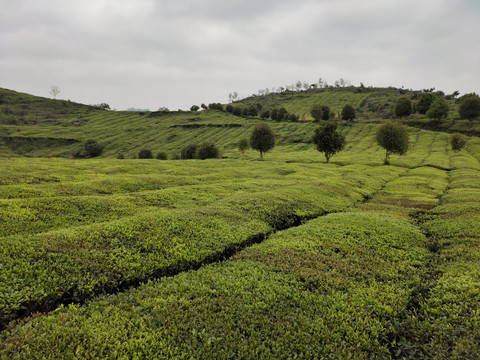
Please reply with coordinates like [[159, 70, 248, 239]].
[[49, 85, 60, 99], [394, 97, 413, 117], [458, 93, 480, 126], [426, 98, 449, 120], [341, 104, 356, 121], [250, 122, 275, 159], [376, 121, 409, 165], [310, 105, 323, 122], [417, 93, 437, 114], [312, 122, 346, 163]]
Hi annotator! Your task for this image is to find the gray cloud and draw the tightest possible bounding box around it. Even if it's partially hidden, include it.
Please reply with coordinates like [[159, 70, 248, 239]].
[[1, 0, 479, 110]]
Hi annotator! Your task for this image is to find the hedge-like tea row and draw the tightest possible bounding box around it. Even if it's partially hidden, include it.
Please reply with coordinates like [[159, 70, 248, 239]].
[[0, 213, 428, 359], [0, 207, 269, 328], [406, 165, 480, 358]]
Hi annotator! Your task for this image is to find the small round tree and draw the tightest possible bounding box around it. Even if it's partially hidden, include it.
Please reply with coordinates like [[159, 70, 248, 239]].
[[451, 133, 467, 153], [416, 93, 437, 114], [341, 104, 356, 121], [426, 98, 449, 120], [196, 142, 219, 159], [156, 151, 168, 160], [190, 105, 200, 112], [260, 110, 270, 119], [138, 149, 153, 159], [310, 105, 323, 122], [238, 137, 250, 156], [312, 122, 346, 163], [181, 144, 198, 159], [321, 105, 331, 120], [394, 97, 413, 117], [84, 139, 103, 157], [250, 121, 275, 159], [376, 121, 409, 165], [225, 104, 233, 113], [458, 93, 480, 126]]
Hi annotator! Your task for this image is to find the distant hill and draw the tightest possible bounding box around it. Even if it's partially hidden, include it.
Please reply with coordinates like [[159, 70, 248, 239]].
[[0, 86, 478, 158], [126, 108, 150, 112]]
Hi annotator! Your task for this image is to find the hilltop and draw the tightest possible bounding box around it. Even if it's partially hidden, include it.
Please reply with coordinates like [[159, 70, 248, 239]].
[[0, 86, 478, 158]]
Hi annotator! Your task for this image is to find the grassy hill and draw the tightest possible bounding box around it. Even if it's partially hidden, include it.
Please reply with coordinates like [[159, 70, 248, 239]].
[[0, 86, 478, 159], [1, 85, 480, 358]]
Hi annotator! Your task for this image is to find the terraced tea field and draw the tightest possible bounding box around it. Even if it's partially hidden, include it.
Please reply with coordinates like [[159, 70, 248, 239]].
[[1, 124, 480, 359]]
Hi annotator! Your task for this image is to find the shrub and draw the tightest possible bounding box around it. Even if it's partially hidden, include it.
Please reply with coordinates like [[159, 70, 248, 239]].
[[451, 133, 467, 153], [270, 108, 279, 121], [321, 105, 331, 120], [376, 121, 409, 164], [250, 121, 275, 159], [277, 108, 288, 122], [247, 105, 258, 117], [117, 152, 125, 159], [312, 122, 346, 163], [156, 151, 168, 160], [196, 142, 219, 159], [458, 93, 480, 125], [232, 107, 242, 116], [181, 144, 199, 159], [226, 104, 233, 113], [190, 105, 200, 112], [260, 110, 270, 119], [417, 93, 437, 114], [426, 98, 449, 120], [84, 139, 103, 157], [138, 149, 153, 159], [341, 104, 356, 121], [238, 138, 250, 156], [310, 105, 323, 122], [394, 97, 413, 117]]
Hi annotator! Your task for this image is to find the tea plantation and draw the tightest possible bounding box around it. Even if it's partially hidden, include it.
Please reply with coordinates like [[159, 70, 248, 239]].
[[1, 87, 480, 358]]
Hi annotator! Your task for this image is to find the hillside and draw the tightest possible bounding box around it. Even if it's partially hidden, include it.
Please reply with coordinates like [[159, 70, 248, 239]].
[[0, 86, 478, 158]]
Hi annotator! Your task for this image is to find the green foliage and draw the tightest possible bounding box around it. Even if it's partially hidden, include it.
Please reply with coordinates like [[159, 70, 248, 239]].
[[310, 104, 323, 122], [196, 142, 219, 159], [426, 98, 449, 120], [416, 93, 437, 114], [312, 122, 346, 162], [458, 93, 480, 122], [341, 104, 356, 121], [321, 105, 331, 120], [260, 109, 270, 119], [156, 151, 168, 160], [247, 105, 258, 117], [451, 133, 467, 153], [190, 105, 199, 112], [232, 107, 242, 116], [238, 137, 249, 155], [394, 96, 413, 117], [249, 122, 275, 159], [181, 144, 199, 159], [376, 121, 409, 164], [84, 139, 103, 157], [225, 104, 233, 113], [138, 149, 153, 159]]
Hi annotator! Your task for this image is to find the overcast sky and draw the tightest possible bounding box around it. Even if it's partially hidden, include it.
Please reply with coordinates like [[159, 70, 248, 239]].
[[1, 0, 479, 110]]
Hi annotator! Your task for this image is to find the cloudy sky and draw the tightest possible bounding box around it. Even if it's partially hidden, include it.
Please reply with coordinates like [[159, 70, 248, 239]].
[[1, 0, 479, 110]]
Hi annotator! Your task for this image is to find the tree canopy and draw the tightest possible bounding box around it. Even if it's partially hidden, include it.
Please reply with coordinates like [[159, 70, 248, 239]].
[[426, 98, 449, 120], [394, 97, 413, 117], [341, 104, 356, 121], [310, 105, 323, 122], [458, 93, 480, 124], [416, 93, 437, 114], [250, 122, 275, 159], [376, 121, 409, 164], [312, 122, 346, 163]]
